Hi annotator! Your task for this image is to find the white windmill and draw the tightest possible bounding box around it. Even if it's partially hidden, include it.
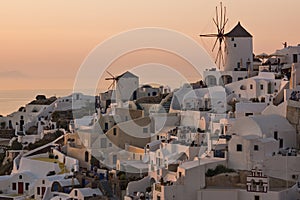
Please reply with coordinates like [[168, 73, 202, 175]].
[[105, 71, 139, 107], [200, 2, 253, 72]]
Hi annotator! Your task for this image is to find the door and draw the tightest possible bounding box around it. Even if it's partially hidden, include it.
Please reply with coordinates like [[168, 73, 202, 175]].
[[279, 139, 283, 148], [42, 187, 46, 196], [19, 120, 24, 132], [18, 182, 23, 194]]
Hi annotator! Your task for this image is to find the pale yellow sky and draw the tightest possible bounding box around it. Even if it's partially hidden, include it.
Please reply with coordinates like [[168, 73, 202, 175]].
[[0, 0, 299, 90]]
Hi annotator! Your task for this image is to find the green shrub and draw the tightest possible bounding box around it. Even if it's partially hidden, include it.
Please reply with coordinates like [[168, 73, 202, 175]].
[[0, 161, 13, 175], [119, 174, 126, 180], [205, 165, 235, 177]]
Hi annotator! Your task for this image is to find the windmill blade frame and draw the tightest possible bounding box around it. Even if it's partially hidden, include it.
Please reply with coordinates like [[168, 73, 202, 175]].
[[108, 81, 115, 90], [199, 33, 218, 37], [199, 2, 228, 69], [106, 71, 115, 79], [105, 71, 117, 90], [212, 38, 219, 52]]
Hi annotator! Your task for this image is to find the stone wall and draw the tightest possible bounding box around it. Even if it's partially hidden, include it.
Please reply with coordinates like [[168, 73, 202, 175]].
[[286, 102, 300, 148], [205, 171, 248, 188]]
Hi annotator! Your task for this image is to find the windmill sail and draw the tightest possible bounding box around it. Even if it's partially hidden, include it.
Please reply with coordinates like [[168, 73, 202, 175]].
[[200, 2, 228, 69]]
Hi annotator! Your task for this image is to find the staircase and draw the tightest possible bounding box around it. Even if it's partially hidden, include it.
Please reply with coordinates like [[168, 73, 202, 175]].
[[99, 180, 114, 197], [160, 93, 173, 113], [273, 81, 289, 106]]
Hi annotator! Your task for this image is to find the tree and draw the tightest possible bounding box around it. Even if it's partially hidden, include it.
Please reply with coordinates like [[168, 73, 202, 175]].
[[205, 164, 235, 177], [10, 140, 22, 150], [36, 95, 46, 100]]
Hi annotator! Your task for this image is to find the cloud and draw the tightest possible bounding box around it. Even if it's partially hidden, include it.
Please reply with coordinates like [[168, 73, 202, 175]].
[[0, 70, 29, 79]]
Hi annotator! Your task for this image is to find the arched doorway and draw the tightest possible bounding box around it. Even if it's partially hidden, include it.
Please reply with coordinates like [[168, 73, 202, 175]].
[[85, 151, 89, 162], [219, 75, 233, 85], [205, 75, 217, 87], [20, 116, 24, 132]]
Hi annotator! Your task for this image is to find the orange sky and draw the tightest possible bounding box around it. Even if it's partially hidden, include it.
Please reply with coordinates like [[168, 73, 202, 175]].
[[0, 0, 299, 90]]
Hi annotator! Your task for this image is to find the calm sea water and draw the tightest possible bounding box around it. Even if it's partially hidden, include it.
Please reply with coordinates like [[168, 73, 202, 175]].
[[0, 89, 72, 116]]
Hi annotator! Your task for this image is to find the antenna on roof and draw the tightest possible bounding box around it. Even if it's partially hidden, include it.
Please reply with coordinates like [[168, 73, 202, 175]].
[[282, 42, 287, 48]]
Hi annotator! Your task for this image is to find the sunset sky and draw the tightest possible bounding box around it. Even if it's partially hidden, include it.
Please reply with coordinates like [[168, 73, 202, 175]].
[[0, 0, 299, 90]]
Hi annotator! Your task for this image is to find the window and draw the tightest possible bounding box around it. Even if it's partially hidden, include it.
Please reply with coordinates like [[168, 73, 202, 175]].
[[25, 183, 29, 190], [240, 85, 246, 90], [236, 144, 243, 152], [260, 84, 264, 90], [156, 157, 160, 166], [143, 128, 148, 133], [12, 183, 16, 190], [231, 37, 234, 41], [52, 182, 59, 192], [254, 145, 259, 151], [179, 172, 182, 177], [237, 62, 241, 68], [274, 131, 278, 140], [113, 128, 117, 136], [75, 190, 78, 196], [42, 180, 45, 184], [293, 54, 298, 63], [234, 43, 237, 47], [19, 175, 22, 179], [133, 153, 135, 160], [254, 195, 260, 200], [238, 77, 243, 81], [85, 151, 89, 162], [209, 77, 217, 85], [101, 138, 107, 148], [245, 113, 253, 116], [113, 155, 117, 165], [279, 138, 283, 148], [250, 84, 253, 89], [37, 187, 40, 195]]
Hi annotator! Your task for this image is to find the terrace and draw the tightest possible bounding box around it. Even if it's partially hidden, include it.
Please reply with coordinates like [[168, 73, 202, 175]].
[[31, 156, 69, 174]]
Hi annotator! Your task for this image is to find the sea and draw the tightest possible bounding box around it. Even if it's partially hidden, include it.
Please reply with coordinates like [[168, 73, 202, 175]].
[[0, 89, 73, 116]]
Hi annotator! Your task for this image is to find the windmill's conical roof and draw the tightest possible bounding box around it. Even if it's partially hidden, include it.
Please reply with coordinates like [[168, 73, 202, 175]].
[[225, 22, 252, 37]]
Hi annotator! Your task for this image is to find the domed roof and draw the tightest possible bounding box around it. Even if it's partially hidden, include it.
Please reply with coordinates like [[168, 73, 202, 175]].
[[228, 114, 295, 138]]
